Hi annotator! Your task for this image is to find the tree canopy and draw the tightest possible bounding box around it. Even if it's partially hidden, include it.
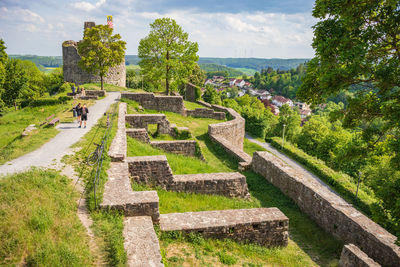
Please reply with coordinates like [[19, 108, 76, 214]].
[[297, 0, 400, 165], [78, 25, 126, 90], [138, 18, 199, 95]]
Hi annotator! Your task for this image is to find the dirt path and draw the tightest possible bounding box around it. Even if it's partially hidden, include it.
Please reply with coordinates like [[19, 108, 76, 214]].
[[0, 92, 120, 175]]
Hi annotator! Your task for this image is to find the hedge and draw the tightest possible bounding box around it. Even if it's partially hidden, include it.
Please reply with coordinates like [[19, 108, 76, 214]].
[[269, 136, 377, 217], [20, 96, 73, 108]]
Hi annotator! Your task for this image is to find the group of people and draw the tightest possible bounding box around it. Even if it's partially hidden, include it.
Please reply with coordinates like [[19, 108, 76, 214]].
[[73, 103, 89, 128]]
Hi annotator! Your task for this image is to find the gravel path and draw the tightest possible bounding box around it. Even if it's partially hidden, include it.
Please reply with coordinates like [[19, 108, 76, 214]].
[[245, 133, 340, 196], [0, 92, 120, 176]]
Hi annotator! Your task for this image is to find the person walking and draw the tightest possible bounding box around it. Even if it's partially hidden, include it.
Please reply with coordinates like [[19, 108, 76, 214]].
[[75, 103, 82, 126], [80, 104, 89, 128]]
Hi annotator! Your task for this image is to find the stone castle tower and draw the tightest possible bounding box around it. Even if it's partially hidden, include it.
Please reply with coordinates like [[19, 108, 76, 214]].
[[62, 21, 126, 87]]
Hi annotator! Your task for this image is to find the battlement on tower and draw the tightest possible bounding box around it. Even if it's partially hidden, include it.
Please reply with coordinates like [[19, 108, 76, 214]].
[[62, 21, 126, 87]]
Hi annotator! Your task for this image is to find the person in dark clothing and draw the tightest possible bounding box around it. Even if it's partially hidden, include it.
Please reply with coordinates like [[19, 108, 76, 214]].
[[75, 103, 82, 126], [80, 104, 89, 128]]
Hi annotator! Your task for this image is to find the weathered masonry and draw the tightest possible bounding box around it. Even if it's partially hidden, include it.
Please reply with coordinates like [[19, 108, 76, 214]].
[[339, 244, 380, 267], [252, 151, 400, 267], [62, 21, 126, 87], [160, 208, 288, 247]]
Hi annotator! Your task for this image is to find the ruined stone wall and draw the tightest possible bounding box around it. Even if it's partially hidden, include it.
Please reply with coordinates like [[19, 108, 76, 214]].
[[108, 103, 127, 161], [122, 92, 184, 114], [186, 108, 226, 120], [184, 82, 198, 102], [160, 208, 288, 247], [339, 244, 380, 267], [85, 90, 106, 97], [127, 155, 174, 189], [126, 128, 150, 143], [150, 140, 197, 157], [252, 151, 400, 267], [208, 105, 245, 149], [125, 114, 172, 135], [170, 173, 250, 199]]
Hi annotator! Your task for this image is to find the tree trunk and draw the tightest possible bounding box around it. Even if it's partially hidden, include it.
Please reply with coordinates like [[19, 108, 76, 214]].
[[101, 75, 104, 91], [166, 51, 169, 95]]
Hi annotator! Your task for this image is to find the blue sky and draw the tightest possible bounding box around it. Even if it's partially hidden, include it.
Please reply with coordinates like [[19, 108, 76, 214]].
[[0, 0, 317, 58]]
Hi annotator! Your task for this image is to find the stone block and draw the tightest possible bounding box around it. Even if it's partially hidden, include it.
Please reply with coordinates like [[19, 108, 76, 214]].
[[150, 140, 198, 157], [108, 103, 127, 161], [160, 208, 288, 247]]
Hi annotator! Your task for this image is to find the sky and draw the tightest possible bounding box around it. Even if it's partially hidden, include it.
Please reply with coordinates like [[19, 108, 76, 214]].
[[0, 0, 317, 58]]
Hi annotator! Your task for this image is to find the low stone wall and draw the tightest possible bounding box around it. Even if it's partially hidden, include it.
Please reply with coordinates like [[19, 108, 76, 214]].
[[171, 172, 250, 199], [108, 103, 127, 161], [151, 140, 198, 157], [122, 92, 184, 114], [184, 82, 198, 102], [85, 90, 106, 97], [125, 114, 172, 135], [126, 156, 250, 199], [339, 244, 380, 267], [127, 155, 174, 189], [210, 134, 252, 163], [126, 128, 150, 143], [160, 208, 288, 247], [252, 151, 400, 266], [100, 162, 160, 222], [186, 108, 226, 120], [79, 95, 98, 100]]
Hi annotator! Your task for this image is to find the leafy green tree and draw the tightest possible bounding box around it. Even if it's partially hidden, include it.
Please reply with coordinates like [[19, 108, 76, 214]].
[[3, 59, 28, 108], [297, 0, 400, 165], [187, 63, 206, 88], [78, 25, 126, 91], [202, 84, 221, 105], [274, 104, 301, 142], [0, 39, 8, 112], [19, 60, 46, 99], [44, 68, 64, 94], [138, 18, 199, 95]]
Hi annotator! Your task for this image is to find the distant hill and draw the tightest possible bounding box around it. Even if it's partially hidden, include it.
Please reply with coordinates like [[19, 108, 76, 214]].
[[11, 55, 309, 73], [199, 63, 244, 77]]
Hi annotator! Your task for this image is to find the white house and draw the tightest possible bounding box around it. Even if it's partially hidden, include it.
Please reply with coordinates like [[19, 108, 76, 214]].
[[235, 79, 246, 88], [272, 95, 293, 107]]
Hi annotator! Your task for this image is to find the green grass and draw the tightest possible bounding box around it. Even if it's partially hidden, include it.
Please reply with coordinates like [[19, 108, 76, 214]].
[[234, 67, 257, 76], [125, 101, 342, 266], [243, 138, 267, 156], [183, 100, 206, 110], [0, 168, 93, 266], [0, 95, 94, 165]]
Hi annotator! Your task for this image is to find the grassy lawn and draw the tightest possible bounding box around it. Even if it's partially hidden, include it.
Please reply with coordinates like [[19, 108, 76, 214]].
[[184, 100, 206, 110], [125, 100, 342, 266], [0, 168, 93, 266], [0, 96, 94, 165]]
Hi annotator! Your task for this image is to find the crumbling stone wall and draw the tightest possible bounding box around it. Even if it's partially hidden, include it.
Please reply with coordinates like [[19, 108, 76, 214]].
[[62, 22, 126, 87], [85, 90, 106, 97], [252, 151, 400, 267], [150, 140, 198, 157], [184, 82, 199, 102], [170, 172, 250, 199], [126, 128, 150, 143], [122, 92, 184, 114], [339, 244, 380, 267], [125, 114, 172, 135], [186, 108, 226, 120], [160, 208, 288, 247]]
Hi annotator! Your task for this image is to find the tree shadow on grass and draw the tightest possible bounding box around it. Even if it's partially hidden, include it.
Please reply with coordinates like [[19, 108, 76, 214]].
[[243, 170, 343, 266], [195, 133, 237, 171]]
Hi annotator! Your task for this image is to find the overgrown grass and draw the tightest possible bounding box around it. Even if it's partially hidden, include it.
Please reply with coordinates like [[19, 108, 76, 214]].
[[243, 138, 267, 156], [0, 168, 93, 266], [82, 82, 144, 92], [63, 102, 127, 266], [125, 101, 342, 266]]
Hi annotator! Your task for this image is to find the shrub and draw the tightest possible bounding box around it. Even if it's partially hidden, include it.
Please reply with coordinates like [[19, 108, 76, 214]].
[[59, 82, 71, 93]]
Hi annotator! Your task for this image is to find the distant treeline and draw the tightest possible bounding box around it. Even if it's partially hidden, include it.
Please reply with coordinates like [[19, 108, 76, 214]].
[[199, 63, 244, 77], [13, 54, 309, 73]]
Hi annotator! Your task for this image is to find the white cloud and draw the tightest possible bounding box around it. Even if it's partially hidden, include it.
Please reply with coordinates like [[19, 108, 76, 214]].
[[71, 0, 106, 12], [1, 7, 45, 23]]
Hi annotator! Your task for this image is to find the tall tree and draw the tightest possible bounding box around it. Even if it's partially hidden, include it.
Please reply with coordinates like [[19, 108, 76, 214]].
[[3, 59, 28, 108], [0, 39, 7, 113], [138, 18, 199, 95], [78, 25, 126, 90], [297, 0, 400, 164]]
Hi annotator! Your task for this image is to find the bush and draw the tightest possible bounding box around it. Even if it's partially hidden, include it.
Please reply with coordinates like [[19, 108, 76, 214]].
[[173, 127, 192, 140], [59, 82, 71, 93], [269, 137, 377, 216], [20, 96, 72, 108]]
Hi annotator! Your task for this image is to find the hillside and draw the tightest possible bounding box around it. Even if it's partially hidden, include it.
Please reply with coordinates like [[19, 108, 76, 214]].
[[11, 54, 309, 73]]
